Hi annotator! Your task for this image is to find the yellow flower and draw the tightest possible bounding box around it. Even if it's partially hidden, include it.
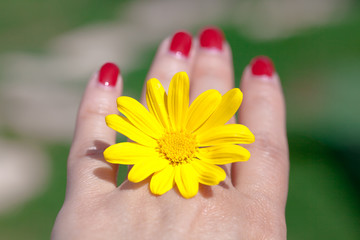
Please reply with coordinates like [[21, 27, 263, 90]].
[[104, 72, 254, 198]]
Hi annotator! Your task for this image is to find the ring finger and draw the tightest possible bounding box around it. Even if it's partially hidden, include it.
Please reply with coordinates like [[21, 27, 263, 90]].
[[190, 27, 235, 178]]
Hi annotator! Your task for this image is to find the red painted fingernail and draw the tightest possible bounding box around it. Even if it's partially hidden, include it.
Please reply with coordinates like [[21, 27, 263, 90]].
[[169, 31, 192, 57], [98, 62, 119, 87], [250, 56, 274, 77], [199, 27, 224, 50]]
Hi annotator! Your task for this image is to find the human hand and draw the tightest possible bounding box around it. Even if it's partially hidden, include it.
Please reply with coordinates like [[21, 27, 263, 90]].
[[52, 27, 288, 240]]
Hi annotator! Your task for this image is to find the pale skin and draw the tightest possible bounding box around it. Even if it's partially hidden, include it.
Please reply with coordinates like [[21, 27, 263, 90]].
[[52, 34, 289, 240]]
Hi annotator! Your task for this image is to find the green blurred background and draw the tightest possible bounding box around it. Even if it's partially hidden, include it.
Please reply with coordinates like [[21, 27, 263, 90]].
[[0, 0, 359, 239]]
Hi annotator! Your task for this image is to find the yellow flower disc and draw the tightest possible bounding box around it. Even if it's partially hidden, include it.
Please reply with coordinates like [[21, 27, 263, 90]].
[[157, 131, 197, 165]]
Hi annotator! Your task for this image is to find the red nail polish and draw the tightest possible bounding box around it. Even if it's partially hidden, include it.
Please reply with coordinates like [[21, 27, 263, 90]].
[[169, 31, 192, 57], [99, 62, 119, 87], [250, 56, 274, 77], [199, 27, 224, 50]]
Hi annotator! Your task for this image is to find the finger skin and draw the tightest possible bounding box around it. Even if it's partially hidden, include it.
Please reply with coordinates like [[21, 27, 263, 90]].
[[67, 70, 122, 198], [141, 34, 194, 102], [190, 30, 235, 177], [190, 42, 234, 101], [233, 66, 289, 209]]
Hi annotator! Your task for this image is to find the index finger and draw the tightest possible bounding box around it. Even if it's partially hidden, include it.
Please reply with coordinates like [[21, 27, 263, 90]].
[[67, 63, 122, 198]]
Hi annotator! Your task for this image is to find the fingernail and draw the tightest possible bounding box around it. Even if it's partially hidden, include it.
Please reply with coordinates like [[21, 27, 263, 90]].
[[98, 62, 119, 87], [250, 56, 274, 77], [169, 31, 192, 57], [199, 27, 224, 50]]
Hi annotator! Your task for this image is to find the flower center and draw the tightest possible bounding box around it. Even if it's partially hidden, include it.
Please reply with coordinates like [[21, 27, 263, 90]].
[[157, 131, 198, 165]]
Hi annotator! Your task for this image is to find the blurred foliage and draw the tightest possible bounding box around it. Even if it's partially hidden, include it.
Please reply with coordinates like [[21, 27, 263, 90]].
[[0, 0, 130, 53], [1, 1, 360, 239], [0, 144, 69, 240]]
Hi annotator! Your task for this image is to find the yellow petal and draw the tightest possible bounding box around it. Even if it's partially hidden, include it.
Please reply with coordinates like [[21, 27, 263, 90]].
[[197, 124, 255, 146], [150, 166, 175, 195], [195, 88, 243, 134], [146, 78, 170, 129], [191, 159, 226, 185], [175, 164, 198, 198], [105, 114, 157, 147], [128, 158, 169, 183], [168, 72, 189, 131], [197, 144, 251, 164], [117, 96, 163, 138], [103, 142, 158, 164], [186, 89, 222, 133]]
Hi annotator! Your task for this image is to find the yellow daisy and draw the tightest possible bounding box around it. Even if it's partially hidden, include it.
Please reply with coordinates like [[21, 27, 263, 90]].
[[104, 72, 254, 198]]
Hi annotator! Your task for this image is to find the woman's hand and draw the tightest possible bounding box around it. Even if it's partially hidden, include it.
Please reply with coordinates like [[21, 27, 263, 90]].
[[52, 27, 288, 240]]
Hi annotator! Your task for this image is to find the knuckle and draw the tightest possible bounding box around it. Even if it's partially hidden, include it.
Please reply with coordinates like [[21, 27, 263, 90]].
[[78, 97, 116, 120], [198, 57, 232, 77], [253, 132, 289, 161], [249, 132, 289, 191], [247, 83, 285, 112], [243, 194, 287, 239]]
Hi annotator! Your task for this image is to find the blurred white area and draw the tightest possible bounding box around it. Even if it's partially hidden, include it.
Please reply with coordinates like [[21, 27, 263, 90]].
[[234, 0, 350, 39], [0, 0, 350, 142], [0, 139, 49, 214]]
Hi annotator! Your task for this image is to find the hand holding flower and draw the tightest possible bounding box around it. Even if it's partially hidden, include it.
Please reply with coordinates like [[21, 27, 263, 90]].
[[52, 28, 288, 240]]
